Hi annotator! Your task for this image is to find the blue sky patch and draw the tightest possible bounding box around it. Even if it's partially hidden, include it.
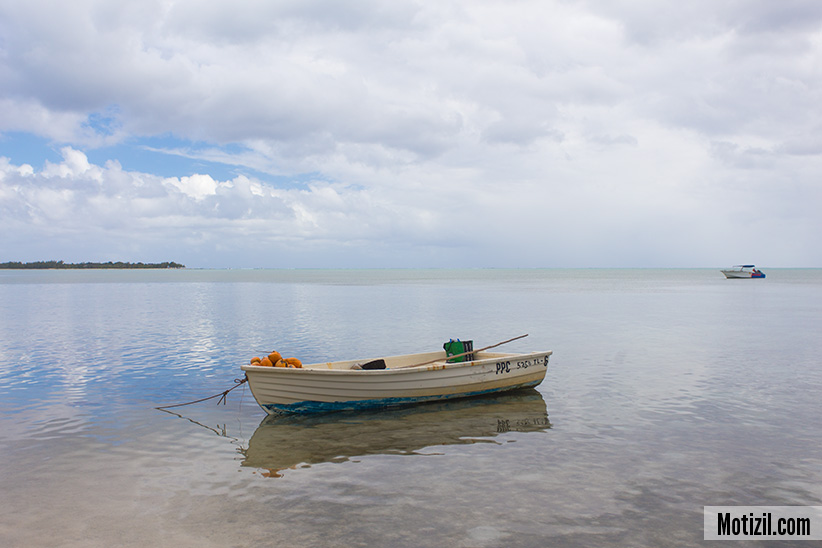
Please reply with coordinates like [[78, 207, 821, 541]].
[[0, 132, 63, 168], [0, 130, 321, 188]]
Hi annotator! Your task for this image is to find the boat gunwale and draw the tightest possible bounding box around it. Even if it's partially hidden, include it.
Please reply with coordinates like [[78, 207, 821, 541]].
[[241, 350, 552, 376]]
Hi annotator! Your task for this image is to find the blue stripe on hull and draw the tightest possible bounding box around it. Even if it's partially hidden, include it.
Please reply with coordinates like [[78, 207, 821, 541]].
[[262, 380, 543, 415]]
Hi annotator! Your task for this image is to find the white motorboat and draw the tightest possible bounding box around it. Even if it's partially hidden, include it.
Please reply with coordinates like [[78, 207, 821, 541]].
[[721, 265, 766, 279]]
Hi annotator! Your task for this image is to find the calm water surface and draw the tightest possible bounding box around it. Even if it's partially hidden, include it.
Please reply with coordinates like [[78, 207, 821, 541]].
[[1, 269, 821, 547]]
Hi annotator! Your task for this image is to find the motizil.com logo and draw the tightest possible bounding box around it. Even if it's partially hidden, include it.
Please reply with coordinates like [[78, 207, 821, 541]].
[[704, 506, 822, 540]]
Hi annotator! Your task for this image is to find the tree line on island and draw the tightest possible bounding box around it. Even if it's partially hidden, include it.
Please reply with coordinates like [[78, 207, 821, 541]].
[[0, 260, 185, 269]]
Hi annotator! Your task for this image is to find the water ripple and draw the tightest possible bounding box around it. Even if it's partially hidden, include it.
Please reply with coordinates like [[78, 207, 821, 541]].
[[2, 269, 822, 547]]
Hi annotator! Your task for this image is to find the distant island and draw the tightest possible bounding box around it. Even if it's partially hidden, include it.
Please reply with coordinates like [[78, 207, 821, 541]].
[[0, 260, 185, 270]]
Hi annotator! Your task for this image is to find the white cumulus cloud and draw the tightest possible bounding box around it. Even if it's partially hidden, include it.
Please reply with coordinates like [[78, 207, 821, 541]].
[[1, 0, 821, 266]]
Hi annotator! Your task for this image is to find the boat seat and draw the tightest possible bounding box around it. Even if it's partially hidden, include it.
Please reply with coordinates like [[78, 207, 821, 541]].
[[359, 359, 387, 370]]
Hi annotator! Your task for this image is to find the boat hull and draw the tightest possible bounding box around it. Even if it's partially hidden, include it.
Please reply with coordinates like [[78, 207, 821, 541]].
[[241, 350, 551, 414], [721, 270, 765, 279]]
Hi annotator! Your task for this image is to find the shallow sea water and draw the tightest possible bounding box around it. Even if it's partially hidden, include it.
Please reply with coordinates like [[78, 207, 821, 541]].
[[1, 268, 821, 547]]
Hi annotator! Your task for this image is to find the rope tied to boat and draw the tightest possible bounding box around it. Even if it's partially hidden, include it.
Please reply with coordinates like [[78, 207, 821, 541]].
[[155, 375, 248, 410]]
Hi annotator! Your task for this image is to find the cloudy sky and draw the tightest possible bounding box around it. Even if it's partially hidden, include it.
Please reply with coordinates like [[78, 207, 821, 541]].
[[1, 0, 821, 268]]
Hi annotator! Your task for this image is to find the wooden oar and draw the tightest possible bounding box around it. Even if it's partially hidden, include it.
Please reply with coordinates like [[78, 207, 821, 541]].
[[397, 334, 529, 369]]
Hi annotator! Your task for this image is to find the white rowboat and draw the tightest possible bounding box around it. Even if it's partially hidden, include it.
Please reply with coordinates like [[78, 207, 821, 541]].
[[241, 349, 552, 415]]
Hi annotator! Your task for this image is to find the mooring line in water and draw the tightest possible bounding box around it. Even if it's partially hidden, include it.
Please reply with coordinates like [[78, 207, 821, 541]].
[[156, 407, 238, 440], [155, 375, 248, 410]]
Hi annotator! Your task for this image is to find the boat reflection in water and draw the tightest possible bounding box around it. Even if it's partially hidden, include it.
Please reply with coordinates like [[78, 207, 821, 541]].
[[239, 389, 551, 478]]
